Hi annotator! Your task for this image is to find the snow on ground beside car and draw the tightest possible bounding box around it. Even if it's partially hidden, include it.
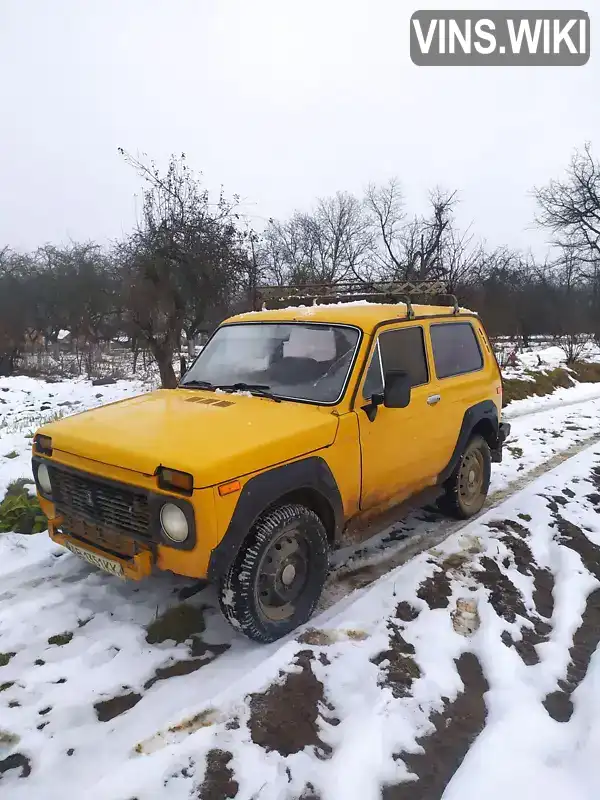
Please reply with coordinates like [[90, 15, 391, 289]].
[[1, 437, 599, 798], [2, 370, 600, 797], [0, 376, 148, 499], [502, 379, 600, 418], [501, 340, 600, 382]]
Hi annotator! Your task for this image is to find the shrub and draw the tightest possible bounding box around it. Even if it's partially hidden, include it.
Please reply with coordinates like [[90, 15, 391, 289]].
[[0, 480, 47, 535]]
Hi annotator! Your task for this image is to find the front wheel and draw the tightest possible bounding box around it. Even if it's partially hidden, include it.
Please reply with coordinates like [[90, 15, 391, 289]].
[[442, 434, 491, 519], [218, 503, 329, 643]]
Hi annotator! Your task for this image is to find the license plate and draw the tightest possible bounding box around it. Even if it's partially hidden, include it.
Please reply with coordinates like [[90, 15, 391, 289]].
[[64, 540, 124, 578]]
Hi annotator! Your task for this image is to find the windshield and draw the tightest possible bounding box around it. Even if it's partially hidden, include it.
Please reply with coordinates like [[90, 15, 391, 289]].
[[181, 322, 361, 403]]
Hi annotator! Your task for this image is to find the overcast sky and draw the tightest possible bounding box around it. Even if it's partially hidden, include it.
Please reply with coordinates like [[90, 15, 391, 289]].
[[0, 0, 597, 255]]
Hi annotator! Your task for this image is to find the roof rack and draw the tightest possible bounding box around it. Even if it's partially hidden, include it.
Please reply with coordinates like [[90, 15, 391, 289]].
[[255, 280, 461, 317]]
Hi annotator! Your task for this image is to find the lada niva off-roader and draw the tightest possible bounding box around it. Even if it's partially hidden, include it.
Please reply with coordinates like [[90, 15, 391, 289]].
[[33, 283, 510, 642]]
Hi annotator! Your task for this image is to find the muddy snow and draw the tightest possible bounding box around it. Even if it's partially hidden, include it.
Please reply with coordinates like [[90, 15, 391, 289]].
[[2, 368, 600, 799]]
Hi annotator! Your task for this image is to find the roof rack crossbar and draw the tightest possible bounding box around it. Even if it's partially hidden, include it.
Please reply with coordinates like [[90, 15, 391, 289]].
[[254, 280, 453, 310]]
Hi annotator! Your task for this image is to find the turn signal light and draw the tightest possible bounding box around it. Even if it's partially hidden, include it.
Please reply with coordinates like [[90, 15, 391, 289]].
[[34, 434, 53, 456], [218, 480, 241, 497], [156, 467, 194, 495]]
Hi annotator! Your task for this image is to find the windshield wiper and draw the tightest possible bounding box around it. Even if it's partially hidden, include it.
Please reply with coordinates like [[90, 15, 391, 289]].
[[180, 379, 216, 390], [215, 383, 282, 403]]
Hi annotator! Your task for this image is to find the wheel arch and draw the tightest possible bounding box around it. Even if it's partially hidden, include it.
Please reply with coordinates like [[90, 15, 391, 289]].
[[437, 400, 499, 485], [264, 487, 337, 543], [207, 456, 343, 583], [470, 417, 497, 451]]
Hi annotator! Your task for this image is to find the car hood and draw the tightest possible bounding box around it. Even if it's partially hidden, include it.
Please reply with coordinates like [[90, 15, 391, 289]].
[[38, 389, 339, 488]]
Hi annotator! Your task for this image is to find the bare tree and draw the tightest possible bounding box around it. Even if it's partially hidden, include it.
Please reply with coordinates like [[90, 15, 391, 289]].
[[439, 223, 484, 293], [535, 143, 600, 264], [364, 179, 457, 282], [557, 332, 593, 364], [117, 150, 246, 388], [261, 191, 373, 287]]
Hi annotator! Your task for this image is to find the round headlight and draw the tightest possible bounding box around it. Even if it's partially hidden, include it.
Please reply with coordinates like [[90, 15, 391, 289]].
[[37, 463, 52, 495], [160, 503, 189, 543]]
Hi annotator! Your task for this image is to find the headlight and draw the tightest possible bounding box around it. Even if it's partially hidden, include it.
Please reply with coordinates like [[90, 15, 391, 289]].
[[37, 463, 52, 495], [160, 503, 189, 542]]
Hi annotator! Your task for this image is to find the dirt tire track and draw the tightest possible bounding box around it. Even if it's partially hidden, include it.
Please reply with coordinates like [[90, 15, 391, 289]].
[[543, 481, 600, 721], [381, 653, 488, 800], [325, 433, 600, 609], [248, 650, 332, 759], [196, 750, 239, 800]]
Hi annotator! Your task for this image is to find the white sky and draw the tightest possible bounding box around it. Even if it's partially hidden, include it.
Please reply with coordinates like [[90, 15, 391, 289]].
[[0, 0, 597, 255]]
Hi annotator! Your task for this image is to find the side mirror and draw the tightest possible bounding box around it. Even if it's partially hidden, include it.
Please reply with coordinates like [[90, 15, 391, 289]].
[[384, 370, 411, 409], [361, 391, 384, 422]]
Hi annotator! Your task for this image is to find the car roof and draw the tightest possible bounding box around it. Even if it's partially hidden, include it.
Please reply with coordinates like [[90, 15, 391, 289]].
[[226, 301, 478, 335]]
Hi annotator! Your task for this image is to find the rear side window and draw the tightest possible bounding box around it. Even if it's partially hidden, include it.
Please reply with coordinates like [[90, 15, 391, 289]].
[[430, 322, 483, 379]]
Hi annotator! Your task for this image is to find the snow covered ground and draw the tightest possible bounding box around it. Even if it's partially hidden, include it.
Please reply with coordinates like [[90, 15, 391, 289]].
[[2, 362, 600, 798], [499, 339, 600, 381], [0, 377, 147, 501]]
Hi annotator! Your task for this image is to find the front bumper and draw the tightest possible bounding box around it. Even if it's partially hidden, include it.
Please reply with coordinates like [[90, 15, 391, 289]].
[[491, 422, 511, 463], [48, 517, 154, 580]]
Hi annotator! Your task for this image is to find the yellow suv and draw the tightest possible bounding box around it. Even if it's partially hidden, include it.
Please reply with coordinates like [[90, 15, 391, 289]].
[[33, 287, 509, 642]]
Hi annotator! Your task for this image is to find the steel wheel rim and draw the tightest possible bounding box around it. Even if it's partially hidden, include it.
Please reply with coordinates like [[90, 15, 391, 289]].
[[255, 525, 310, 622], [458, 448, 485, 509]]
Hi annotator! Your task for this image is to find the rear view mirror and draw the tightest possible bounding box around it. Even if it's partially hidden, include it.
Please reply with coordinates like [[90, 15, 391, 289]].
[[384, 370, 411, 409]]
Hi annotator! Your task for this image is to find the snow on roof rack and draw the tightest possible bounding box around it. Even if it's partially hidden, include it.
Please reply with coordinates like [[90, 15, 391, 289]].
[[255, 281, 460, 317]]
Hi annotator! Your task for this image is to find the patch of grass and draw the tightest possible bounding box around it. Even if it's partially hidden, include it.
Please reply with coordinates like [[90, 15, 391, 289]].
[[3, 451, 18, 460], [4, 478, 33, 497], [442, 553, 470, 571], [570, 362, 600, 383], [0, 652, 16, 668], [0, 730, 20, 747], [48, 632, 73, 647], [145, 604, 206, 645], [502, 368, 574, 406], [344, 629, 369, 641], [297, 628, 335, 646], [0, 480, 47, 535], [507, 446, 524, 458], [168, 707, 216, 734], [0, 682, 15, 692], [518, 513, 533, 522]]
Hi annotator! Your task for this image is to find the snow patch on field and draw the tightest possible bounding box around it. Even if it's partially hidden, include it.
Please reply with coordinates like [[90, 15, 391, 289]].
[[0, 376, 147, 499], [2, 374, 600, 798]]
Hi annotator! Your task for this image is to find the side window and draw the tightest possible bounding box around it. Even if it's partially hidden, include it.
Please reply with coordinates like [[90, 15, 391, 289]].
[[430, 322, 483, 379], [362, 327, 428, 400], [362, 342, 384, 399], [379, 326, 429, 387]]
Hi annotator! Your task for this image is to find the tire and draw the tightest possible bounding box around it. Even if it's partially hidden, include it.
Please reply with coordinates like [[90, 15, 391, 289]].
[[217, 503, 329, 643], [442, 434, 491, 520]]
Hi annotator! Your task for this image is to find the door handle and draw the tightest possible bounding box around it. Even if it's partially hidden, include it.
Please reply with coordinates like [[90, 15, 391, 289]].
[[427, 394, 441, 405]]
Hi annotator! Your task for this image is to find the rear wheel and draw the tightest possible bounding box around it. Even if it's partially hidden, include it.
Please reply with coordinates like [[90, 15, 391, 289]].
[[442, 435, 491, 519], [218, 503, 329, 643]]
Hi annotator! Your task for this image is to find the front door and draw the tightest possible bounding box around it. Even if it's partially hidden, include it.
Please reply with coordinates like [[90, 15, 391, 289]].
[[357, 324, 443, 511]]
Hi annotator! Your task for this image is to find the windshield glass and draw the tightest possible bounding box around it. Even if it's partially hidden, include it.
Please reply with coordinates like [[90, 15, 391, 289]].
[[181, 323, 360, 403]]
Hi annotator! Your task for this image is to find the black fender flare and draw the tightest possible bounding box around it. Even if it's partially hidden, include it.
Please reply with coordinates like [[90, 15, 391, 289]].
[[437, 400, 500, 484], [207, 456, 344, 583]]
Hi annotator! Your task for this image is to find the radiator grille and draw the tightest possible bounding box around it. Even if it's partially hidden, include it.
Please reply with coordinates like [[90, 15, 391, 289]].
[[50, 467, 151, 537]]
